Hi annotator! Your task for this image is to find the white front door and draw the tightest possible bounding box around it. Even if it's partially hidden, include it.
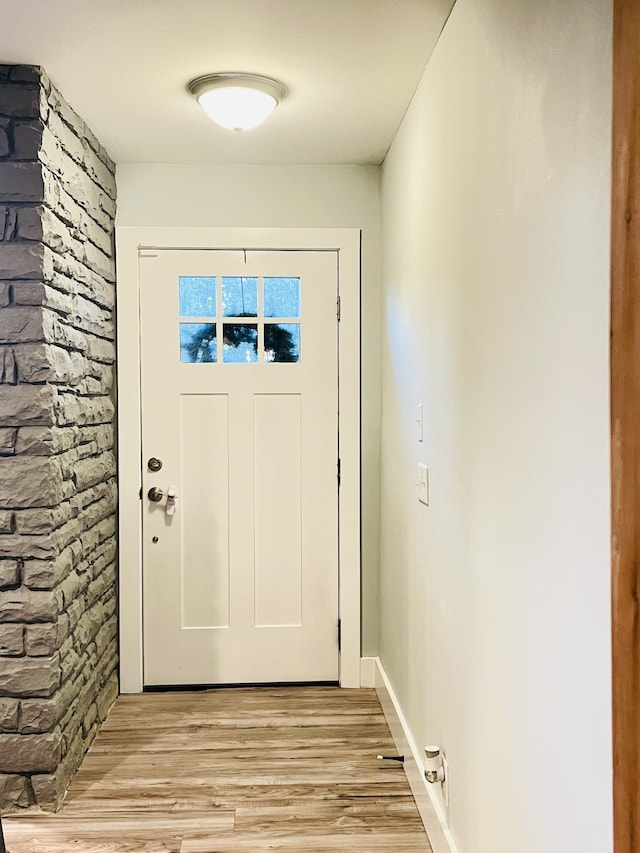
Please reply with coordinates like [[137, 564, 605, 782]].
[[139, 249, 340, 686]]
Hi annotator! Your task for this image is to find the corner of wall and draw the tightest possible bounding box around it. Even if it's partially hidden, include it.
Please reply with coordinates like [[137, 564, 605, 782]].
[[0, 64, 118, 810], [374, 658, 459, 853]]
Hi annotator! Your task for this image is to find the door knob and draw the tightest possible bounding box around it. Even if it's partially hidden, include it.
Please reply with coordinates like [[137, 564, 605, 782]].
[[148, 486, 164, 502]]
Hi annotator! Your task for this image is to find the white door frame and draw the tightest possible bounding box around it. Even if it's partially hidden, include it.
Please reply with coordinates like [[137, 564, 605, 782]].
[[115, 227, 361, 692]]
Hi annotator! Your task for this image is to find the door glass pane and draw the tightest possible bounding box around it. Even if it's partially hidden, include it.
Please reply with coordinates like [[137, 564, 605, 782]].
[[179, 277, 216, 317], [222, 277, 258, 317], [264, 277, 301, 318], [180, 323, 217, 363], [223, 323, 258, 363], [264, 323, 300, 363]]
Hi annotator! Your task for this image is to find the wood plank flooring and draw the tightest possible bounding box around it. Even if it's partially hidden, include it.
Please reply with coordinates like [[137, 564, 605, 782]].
[[3, 687, 431, 852]]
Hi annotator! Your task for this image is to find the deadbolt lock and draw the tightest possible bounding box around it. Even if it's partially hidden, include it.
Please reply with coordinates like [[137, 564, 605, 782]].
[[148, 486, 164, 502], [148, 457, 163, 472]]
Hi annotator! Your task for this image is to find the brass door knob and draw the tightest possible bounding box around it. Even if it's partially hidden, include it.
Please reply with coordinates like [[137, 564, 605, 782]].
[[148, 486, 164, 502]]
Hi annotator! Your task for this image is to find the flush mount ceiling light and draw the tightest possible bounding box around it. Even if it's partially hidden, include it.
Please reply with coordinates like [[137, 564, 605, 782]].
[[187, 73, 287, 132]]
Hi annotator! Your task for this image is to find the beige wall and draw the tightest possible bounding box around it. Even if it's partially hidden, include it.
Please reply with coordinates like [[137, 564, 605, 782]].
[[115, 164, 382, 655], [379, 0, 613, 851]]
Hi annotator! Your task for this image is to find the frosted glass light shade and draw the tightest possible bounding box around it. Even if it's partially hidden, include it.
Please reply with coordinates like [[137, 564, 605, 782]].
[[188, 73, 287, 132], [198, 87, 276, 131]]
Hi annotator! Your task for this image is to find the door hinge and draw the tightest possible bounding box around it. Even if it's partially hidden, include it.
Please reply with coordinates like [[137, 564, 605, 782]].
[[338, 618, 342, 651], [337, 295, 341, 321], [138, 487, 142, 500], [337, 457, 341, 487]]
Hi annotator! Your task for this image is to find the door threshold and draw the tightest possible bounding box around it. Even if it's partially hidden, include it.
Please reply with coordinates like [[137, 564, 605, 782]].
[[143, 680, 340, 692]]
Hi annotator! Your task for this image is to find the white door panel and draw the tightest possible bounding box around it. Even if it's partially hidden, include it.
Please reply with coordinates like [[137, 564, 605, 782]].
[[139, 249, 339, 685]]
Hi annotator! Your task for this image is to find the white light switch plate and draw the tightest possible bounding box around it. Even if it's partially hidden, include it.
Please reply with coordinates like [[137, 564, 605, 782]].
[[418, 464, 429, 505]]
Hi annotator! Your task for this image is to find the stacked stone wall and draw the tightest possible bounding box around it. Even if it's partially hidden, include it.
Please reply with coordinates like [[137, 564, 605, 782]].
[[0, 65, 117, 809]]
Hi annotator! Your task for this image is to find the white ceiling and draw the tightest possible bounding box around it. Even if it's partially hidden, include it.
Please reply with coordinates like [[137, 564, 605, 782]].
[[0, 0, 454, 165]]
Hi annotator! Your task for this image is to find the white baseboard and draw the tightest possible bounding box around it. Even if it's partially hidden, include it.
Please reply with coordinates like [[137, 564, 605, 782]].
[[359, 656, 377, 687], [374, 658, 460, 853]]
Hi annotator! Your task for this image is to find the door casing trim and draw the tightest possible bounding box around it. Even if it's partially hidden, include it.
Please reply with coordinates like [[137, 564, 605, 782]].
[[115, 227, 361, 691], [612, 1, 639, 847]]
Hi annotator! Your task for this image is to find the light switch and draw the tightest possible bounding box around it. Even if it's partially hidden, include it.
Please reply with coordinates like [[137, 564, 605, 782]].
[[417, 404, 424, 442], [417, 464, 429, 505]]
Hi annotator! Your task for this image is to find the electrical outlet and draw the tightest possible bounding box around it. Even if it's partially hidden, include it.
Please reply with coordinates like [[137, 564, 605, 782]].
[[441, 753, 449, 811]]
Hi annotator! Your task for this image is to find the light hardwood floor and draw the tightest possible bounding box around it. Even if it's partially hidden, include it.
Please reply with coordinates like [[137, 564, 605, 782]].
[[3, 687, 432, 852]]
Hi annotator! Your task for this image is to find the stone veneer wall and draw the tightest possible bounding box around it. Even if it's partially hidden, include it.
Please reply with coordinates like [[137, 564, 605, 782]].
[[0, 65, 117, 810]]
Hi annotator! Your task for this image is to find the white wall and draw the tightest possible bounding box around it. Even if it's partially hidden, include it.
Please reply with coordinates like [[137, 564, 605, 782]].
[[379, 1, 612, 852], [116, 164, 381, 655]]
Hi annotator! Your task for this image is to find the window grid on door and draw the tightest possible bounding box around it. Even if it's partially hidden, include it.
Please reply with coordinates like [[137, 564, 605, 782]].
[[178, 275, 301, 364]]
